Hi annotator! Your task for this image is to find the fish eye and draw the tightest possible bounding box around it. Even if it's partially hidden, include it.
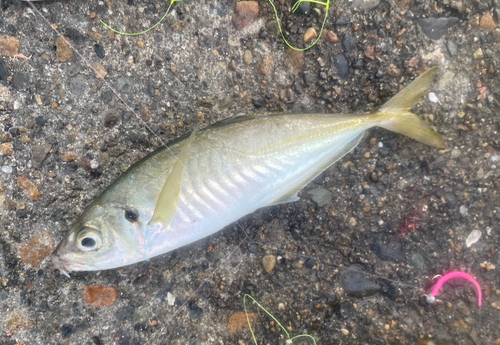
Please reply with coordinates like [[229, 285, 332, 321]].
[[125, 209, 139, 223], [76, 228, 102, 252]]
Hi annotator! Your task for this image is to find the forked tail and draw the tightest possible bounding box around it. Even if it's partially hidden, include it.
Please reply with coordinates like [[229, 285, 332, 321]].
[[373, 67, 446, 148]]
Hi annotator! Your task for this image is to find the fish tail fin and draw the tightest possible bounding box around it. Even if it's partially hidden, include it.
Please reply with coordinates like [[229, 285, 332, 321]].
[[372, 67, 446, 148]]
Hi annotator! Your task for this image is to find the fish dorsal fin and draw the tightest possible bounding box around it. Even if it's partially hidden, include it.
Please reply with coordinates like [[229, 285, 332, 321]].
[[268, 132, 365, 207], [149, 127, 198, 228], [210, 112, 264, 128]]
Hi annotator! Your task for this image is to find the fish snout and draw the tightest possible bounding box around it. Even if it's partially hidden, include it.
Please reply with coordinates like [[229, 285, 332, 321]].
[[51, 240, 72, 277]]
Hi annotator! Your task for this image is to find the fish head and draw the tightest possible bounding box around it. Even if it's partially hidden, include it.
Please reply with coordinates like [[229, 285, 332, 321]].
[[51, 202, 147, 274]]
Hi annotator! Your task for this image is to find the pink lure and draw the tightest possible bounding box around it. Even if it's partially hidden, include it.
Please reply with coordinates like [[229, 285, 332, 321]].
[[426, 271, 482, 307]]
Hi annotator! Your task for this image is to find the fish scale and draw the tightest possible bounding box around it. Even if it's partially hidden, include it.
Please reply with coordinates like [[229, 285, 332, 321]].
[[52, 68, 445, 274]]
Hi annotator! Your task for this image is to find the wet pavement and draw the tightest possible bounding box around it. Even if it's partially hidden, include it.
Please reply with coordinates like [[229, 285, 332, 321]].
[[0, 0, 499, 344]]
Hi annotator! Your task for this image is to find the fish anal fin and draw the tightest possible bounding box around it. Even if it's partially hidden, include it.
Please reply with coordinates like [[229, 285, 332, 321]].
[[269, 193, 300, 206], [269, 132, 365, 207], [149, 127, 198, 228]]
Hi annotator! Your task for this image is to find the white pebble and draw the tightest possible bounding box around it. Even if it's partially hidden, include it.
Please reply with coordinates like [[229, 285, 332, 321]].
[[465, 229, 482, 248], [90, 159, 99, 169], [378, 142, 383, 148], [167, 292, 175, 306], [2, 166, 13, 174], [42, 7, 48, 12], [428, 92, 442, 105], [459, 205, 468, 217]]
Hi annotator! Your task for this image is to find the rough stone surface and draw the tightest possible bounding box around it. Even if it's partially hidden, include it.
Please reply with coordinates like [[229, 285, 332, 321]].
[[0, 35, 20, 57], [56, 36, 73, 62], [83, 285, 119, 307], [232, 1, 259, 30]]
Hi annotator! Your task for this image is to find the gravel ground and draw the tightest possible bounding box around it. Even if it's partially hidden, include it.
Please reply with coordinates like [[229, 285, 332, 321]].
[[1, 0, 500, 344]]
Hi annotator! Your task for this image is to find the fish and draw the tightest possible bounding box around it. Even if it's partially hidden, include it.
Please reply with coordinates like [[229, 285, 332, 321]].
[[51, 67, 445, 276]]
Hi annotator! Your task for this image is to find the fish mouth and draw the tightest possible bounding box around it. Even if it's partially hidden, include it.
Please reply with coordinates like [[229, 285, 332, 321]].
[[51, 253, 72, 278], [51, 240, 87, 277]]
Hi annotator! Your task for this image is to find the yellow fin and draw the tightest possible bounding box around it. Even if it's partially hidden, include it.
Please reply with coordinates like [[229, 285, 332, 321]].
[[374, 68, 446, 148], [149, 127, 198, 228], [380, 67, 438, 111]]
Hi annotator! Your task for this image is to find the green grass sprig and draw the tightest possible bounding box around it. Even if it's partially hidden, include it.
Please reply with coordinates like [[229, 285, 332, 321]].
[[243, 294, 317, 344], [100, 0, 330, 50]]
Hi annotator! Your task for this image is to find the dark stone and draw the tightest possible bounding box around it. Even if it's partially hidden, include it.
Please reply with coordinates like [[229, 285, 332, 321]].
[[8, 127, 20, 136], [0, 59, 8, 81], [61, 324, 74, 338], [35, 116, 47, 127], [116, 306, 134, 321], [92, 336, 103, 345], [134, 323, 147, 332], [337, 301, 354, 319], [259, 28, 268, 39], [188, 301, 203, 317], [252, 98, 266, 109], [94, 44, 105, 59], [103, 111, 120, 128], [334, 54, 349, 78], [417, 17, 460, 40], [201, 260, 210, 270], [371, 235, 404, 261], [90, 168, 102, 179], [303, 72, 317, 85], [340, 266, 380, 298], [336, 14, 350, 25], [305, 258, 316, 269], [342, 32, 356, 52], [12, 72, 28, 90], [127, 0, 134, 5], [248, 242, 258, 253], [293, 0, 310, 14], [291, 228, 301, 240]]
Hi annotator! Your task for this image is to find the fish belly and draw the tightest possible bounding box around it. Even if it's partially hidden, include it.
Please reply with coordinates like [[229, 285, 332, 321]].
[[143, 114, 368, 258]]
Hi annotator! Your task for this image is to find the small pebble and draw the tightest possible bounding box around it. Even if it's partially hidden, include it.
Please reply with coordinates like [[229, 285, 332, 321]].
[[465, 229, 481, 247], [304, 27, 317, 42], [459, 205, 468, 217], [62, 152, 78, 162], [480, 12, 497, 30], [2, 166, 13, 174], [244, 50, 253, 64], [17, 176, 40, 200], [262, 255, 277, 274], [474, 48, 483, 60], [325, 30, 338, 43], [94, 43, 105, 58], [363, 46, 375, 60]]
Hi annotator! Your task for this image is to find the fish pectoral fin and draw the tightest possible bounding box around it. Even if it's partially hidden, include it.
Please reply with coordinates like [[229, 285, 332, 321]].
[[149, 127, 198, 228], [269, 193, 300, 206]]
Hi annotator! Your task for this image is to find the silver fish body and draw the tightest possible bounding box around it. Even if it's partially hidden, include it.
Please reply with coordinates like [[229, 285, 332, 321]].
[[52, 68, 445, 273]]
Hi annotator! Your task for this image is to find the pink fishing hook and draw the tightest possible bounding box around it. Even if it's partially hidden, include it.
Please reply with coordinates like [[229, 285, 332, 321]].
[[425, 271, 482, 307]]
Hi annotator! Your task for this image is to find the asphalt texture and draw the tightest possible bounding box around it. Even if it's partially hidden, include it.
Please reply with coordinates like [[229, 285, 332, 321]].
[[0, 0, 500, 344]]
